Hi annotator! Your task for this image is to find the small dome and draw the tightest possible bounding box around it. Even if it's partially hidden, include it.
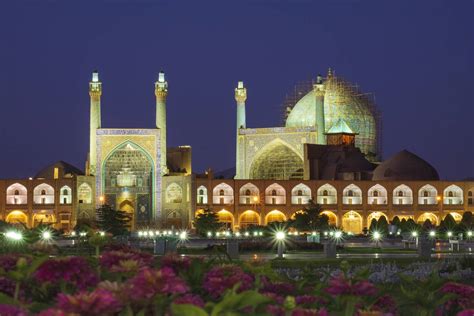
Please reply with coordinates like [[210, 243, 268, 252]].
[[35, 161, 84, 179], [373, 150, 439, 181]]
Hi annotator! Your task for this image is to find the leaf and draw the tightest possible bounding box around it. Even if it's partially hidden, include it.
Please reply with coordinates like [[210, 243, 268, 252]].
[[0, 293, 18, 306], [171, 304, 209, 316], [25, 256, 49, 277], [210, 290, 271, 316]]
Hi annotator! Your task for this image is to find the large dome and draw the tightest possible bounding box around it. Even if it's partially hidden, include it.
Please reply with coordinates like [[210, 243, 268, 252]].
[[372, 150, 439, 181], [285, 73, 380, 160]]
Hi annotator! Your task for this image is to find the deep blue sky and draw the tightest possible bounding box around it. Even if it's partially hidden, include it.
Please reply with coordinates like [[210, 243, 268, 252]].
[[0, 0, 473, 180]]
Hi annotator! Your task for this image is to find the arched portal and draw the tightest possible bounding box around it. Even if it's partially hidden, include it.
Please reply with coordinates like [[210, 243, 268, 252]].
[[6, 211, 28, 226], [249, 140, 303, 180], [217, 210, 234, 229], [367, 212, 388, 225], [239, 210, 260, 228], [103, 142, 154, 227], [417, 212, 438, 225], [342, 211, 362, 234], [166, 210, 182, 229], [118, 200, 134, 229], [321, 211, 338, 226], [265, 210, 286, 224], [447, 212, 462, 223], [33, 212, 56, 227]]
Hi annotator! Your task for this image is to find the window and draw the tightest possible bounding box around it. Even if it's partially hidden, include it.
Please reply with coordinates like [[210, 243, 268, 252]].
[[14, 190, 19, 195], [245, 189, 251, 196], [469, 191, 473, 197], [198, 196, 203, 204], [220, 197, 224, 204], [423, 191, 429, 197], [323, 190, 328, 196], [448, 191, 454, 197], [469, 198, 473, 205], [297, 190, 303, 196], [373, 190, 379, 197], [41, 190, 46, 195], [63, 197, 67, 204], [397, 191, 403, 197], [271, 190, 277, 196], [298, 197, 302, 204], [63, 189, 68, 195], [399, 198, 402, 204], [219, 189, 225, 196], [348, 198, 352, 204], [272, 197, 276, 204], [246, 197, 250, 204], [348, 190, 354, 197], [323, 198, 327, 204], [42, 198, 45, 204], [199, 189, 204, 195], [424, 198, 427, 204]]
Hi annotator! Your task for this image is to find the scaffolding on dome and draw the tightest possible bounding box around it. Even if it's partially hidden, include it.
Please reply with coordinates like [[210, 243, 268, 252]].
[[281, 71, 382, 161]]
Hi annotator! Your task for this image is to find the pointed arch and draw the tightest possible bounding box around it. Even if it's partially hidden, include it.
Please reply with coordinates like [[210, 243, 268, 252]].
[[78, 183, 92, 204], [265, 210, 286, 224], [212, 183, 234, 204], [418, 184, 438, 205], [443, 184, 463, 205], [265, 183, 286, 204], [393, 184, 413, 205], [343, 184, 362, 205], [217, 209, 234, 229], [417, 212, 438, 225], [6, 210, 28, 226], [367, 184, 387, 205], [321, 210, 338, 226], [166, 182, 183, 203], [317, 183, 337, 204], [291, 183, 311, 205], [197, 185, 208, 204], [342, 211, 362, 234], [249, 138, 304, 180], [239, 210, 260, 228], [239, 183, 260, 204], [6, 183, 27, 205], [60, 185, 72, 204], [33, 183, 54, 204], [367, 211, 388, 225]]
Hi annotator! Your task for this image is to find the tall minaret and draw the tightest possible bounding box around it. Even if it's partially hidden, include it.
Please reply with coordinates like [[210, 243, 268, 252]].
[[235, 81, 247, 179], [314, 74, 326, 144], [155, 71, 168, 174], [88, 70, 102, 175]]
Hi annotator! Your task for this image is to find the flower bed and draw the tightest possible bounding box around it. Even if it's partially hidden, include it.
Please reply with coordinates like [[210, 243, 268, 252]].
[[0, 248, 472, 315]]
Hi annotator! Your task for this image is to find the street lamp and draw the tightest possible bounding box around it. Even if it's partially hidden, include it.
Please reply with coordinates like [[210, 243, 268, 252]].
[[5, 231, 23, 241], [447, 231, 453, 238], [99, 196, 105, 204], [41, 230, 52, 241], [275, 231, 286, 259], [429, 230, 436, 238]]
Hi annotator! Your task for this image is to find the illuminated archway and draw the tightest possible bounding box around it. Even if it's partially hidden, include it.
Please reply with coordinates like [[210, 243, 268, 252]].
[[446, 212, 462, 223], [33, 183, 54, 204], [321, 211, 338, 226], [217, 210, 234, 229], [265, 183, 286, 204], [342, 211, 362, 234], [367, 184, 387, 205], [78, 183, 92, 204], [239, 210, 260, 228], [239, 183, 260, 204], [291, 183, 311, 205], [393, 184, 413, 205], [418, 184, 438, 205], [33, 212, 56, 227], [60, 185, 72, 204], [249, 139, 304, 180], [443, 185, 463, 205], [212, 183, 234, 204], [417, 212, 438, 225], [342, 184, 362, 205], [166, 183, 183, 203], [265, 210, 286, 224], [6, 183, 27, 205], [317, 184, 337, 204], [166, 210, 183, 229], [197, 186, 208, 204], [6, 211, 28, 226], [367, 212, 388, 225]]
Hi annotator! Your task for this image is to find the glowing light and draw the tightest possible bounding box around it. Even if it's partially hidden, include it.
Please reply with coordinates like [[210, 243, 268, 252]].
[[467, 231, 473, 237], [5, 231, 23, 241], [372, 231, 381, 240], [447, 231, 453, 237], [412, 231, 418, 237], [258, 231, 263, 236], [311, 231, 316, 236], [207, 231, 212, 237], [99, 231, 105, 237], [235, 232, 241, 237], [179, 231, 187, 240], [41, 231, 52, 240], [244, 232, 250, 237], [99, 196, 105, 203], [429, 230, 436, 237], [275, 231, 285, 241], [216, 232, 220, 237], [71, 231, 76, 236], [253, 231, 258, 237], [334, 231, 343, 239], [224, 231, 230, 237]]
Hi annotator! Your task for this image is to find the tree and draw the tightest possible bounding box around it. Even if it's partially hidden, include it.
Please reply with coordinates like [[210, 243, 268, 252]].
[[290, 200, 328, 231], [194, 208, 222, 236], [377, 216, 389, 234], [96, 204, 131, 236], [460, 211, 473, 229], [369, 218, 378, 232], [439, 214, 456, 233], [391, 216, 401, 227]]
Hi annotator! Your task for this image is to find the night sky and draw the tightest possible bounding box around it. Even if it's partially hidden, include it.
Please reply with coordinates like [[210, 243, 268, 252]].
[[1, 0, 473, 180]]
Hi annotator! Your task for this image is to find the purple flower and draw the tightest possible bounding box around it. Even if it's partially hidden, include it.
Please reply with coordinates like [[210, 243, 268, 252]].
[[0, 304, 28, 316], [35, 256, 98, 290], [100, 250, 153, 272], [203, 265, 254, 299], [295, 295, 320, 306], [266, 304, 285, 316], [173, 294, 205, 307], [37, 308, 68, 316], [326, 274, 377, 297], [51, 289, 123, 315], [160, 254, 193, 273], [457, 310, 474, 316], [260, 276, 295, 296], [441, 282, 474, 313], [372, 295, 397, 314], [126, 267, 189, 302], [0, 254, 30, 272]]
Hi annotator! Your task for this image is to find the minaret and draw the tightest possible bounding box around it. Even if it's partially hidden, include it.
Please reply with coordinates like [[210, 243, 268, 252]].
[[155, 71, 168, 174], [235, 81, 247, 179], [88, 70, 102, 175], [314, 74, 326, 144]]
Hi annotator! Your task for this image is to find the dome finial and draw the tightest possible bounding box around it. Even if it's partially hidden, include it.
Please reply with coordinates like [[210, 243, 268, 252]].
[[327, 67, 333, 78]]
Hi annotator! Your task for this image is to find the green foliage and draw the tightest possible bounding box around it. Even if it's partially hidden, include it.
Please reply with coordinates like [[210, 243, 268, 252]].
[[289, 200, 328, 231], [96, 204, 131, 236], [391, 216, 401, 227], [439, 214, 456, 233], [194, 208, 222, 236]]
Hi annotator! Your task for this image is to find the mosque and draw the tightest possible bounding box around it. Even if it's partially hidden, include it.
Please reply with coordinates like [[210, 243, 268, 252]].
[[0, 69, 472, 234]]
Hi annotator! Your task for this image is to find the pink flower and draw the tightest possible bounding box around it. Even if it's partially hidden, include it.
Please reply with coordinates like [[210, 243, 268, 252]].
[[260, 276, 295, 296], [326, 274, 377, 297], [35, 256, 98, 290], [441, 282, 474, 313], [0, 254, 30, 272], [372, 295, 397, 314], [295, 295, 321, 306], [266, 304, 285, 316], [160, 254, 192, 273], [0, 304, 28, 316], [173, 294, 205, 307], [203, 265, 254, 299], [126, 267, 189, 302], [292, 308, 329, 316], [54, 289, 122, 315], [37, 308, 68, 316], [457, 310, 474, 316]]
